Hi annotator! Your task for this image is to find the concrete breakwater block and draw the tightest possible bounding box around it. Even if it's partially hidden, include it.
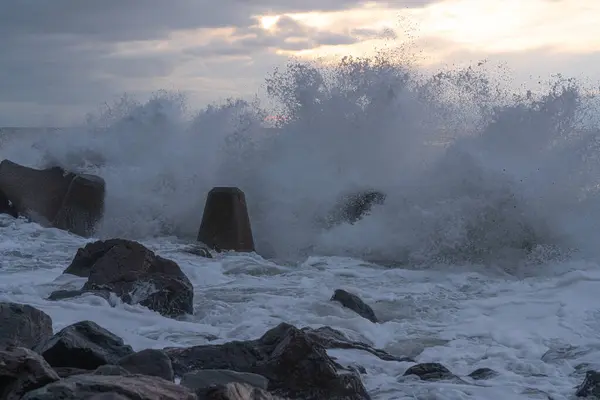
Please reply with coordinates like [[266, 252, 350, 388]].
[[197, 187, 255, 252], [0, 159, 105, 237]]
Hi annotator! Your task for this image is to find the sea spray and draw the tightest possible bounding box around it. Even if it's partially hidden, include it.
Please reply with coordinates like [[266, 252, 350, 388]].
[[1, 53, 599, 266]]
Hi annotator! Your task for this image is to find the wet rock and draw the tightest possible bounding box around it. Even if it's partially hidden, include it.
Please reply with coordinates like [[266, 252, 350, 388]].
[[576, 370, 600, 397], [52, 367, 88, 378], [330, 289, 378, 323], [403, 363, 458, 381], [327, 190, 386, 226], [197, 187, 255, 252], [0, 302, 53, 349], [53, 239, 194, 318], [117, 348, 174, 381], [33, 320, 134, 370], [468, 367, 498, 380], [181, 369, 269, 392], [0, 188, 17, 217], [0, 347, 59, 400], [0, 159, 105, 237], [165, 322, 371, 400], [201, 382, 285, 400], [21, 373, 196, 400], [93, 365, 131, 376], [47, 289, 112, 302], [183, 243, 213, 258], [302, 326, 412, 362], [89, 394, 130, 400]]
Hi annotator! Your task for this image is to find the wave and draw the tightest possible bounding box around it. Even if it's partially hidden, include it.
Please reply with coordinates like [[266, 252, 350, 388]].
[[2, 50, 600, 266]]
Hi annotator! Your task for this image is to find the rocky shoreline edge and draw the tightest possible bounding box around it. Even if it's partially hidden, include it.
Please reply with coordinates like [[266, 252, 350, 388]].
[[2, 238, 599, 399]]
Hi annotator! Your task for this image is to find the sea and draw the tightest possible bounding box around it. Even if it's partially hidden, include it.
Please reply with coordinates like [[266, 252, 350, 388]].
[[1, 54, 600, 399]]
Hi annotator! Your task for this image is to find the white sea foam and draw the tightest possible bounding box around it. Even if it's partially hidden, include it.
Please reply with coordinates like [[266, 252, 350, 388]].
[[2, 50, 600, 399]]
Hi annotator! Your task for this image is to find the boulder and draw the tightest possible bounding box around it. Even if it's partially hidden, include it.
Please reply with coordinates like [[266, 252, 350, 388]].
[[33, 320, 134, 370], [21, 373, 197, 400], [197, 187, 255, 252], [0, 188, 17, 217], [576, 370, 600, 397], [117, 349, 174, 381], [330, 289, 378, 323], [165, 322, 371, 400], [200, 382, 285, 400], [0, 302, 53, 349], [0, 159, 105, 236], [50, 239, 194, 318], [181, 369, 269, 391], [0, 347, 59, 400]]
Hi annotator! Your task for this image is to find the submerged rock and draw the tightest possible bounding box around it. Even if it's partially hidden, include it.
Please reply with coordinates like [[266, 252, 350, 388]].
[[330, 289, 378, 323], [576, 370, 600, 397], [403, 363, 458, 381], [327, 189, 386, 226], [50, 239, 194, 318], [0, 302, 53, 350]]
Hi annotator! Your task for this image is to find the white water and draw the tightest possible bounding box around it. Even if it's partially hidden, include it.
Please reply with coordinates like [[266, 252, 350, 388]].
[[2, 54, 600, 399]]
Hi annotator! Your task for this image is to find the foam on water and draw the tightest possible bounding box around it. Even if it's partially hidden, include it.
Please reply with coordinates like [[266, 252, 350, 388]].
[[2, 49, 600, 398]]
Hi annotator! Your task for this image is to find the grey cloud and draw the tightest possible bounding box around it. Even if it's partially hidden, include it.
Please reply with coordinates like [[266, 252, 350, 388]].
[[0, 0, 439, 126]]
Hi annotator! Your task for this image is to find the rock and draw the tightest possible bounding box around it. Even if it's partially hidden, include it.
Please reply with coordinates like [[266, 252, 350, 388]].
[[576, 370, 600, 397], [0, 347, 59, 400], [94, 365, 131, 376], [89, 394, 131, 400], [468, 367, 498, 380], [21, 373, 197, 400], [54, 239, 194, 318], [33, 320, 134, 370], [330, 289, 378, 323], [403, 363, 458, 381], [0, 159, 105, 236], [117, 349, 174, 381], [327, 190, 386, 226], [47, 288, 112, 302], [0, 302, 53, 349], [0, 188, 17, 217], [52, 367, 88, 378], [181, 369, 269, 391], [166, 322, 370, 400], [201, 382, 285, 400], [301, 326, 412, 362], [197, 187, 255, 252]]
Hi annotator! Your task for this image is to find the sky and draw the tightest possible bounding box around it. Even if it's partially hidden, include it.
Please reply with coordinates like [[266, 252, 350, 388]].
[[2, 0, 600, 127]]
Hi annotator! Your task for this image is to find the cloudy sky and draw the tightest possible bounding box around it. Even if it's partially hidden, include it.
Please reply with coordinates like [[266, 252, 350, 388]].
[[2, 0, 599, 126]]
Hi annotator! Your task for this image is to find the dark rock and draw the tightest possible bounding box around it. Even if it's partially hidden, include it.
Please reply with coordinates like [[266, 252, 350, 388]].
[[47, 289, 112, 302], [201, 382, 285, 400], [403, 363, 457, 381], [94, 365, 131, 376], [117, 349, 174, 381], [327, 190, 386, 226], [55, 239, 194, 318], [301, 326, 412, 362], [576, 370, 600, 397], [197, 187, 255, 252], [0, 302, 53, 349], [181, 369, 269, 392], [21, 373, 197, 400], [53, 173, 106, 237], [52, 367, 88, 378], [33, 320, 134, 370], [0, 159, 105, 236], [0, 346, 59, 400], [89, 394, 131, 400], [468, 367, 498, 380], [330, 289, 378, 323], [0, 188, 17, 217], [165, 322, 370, 400], [183, 243, 213, 258]]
